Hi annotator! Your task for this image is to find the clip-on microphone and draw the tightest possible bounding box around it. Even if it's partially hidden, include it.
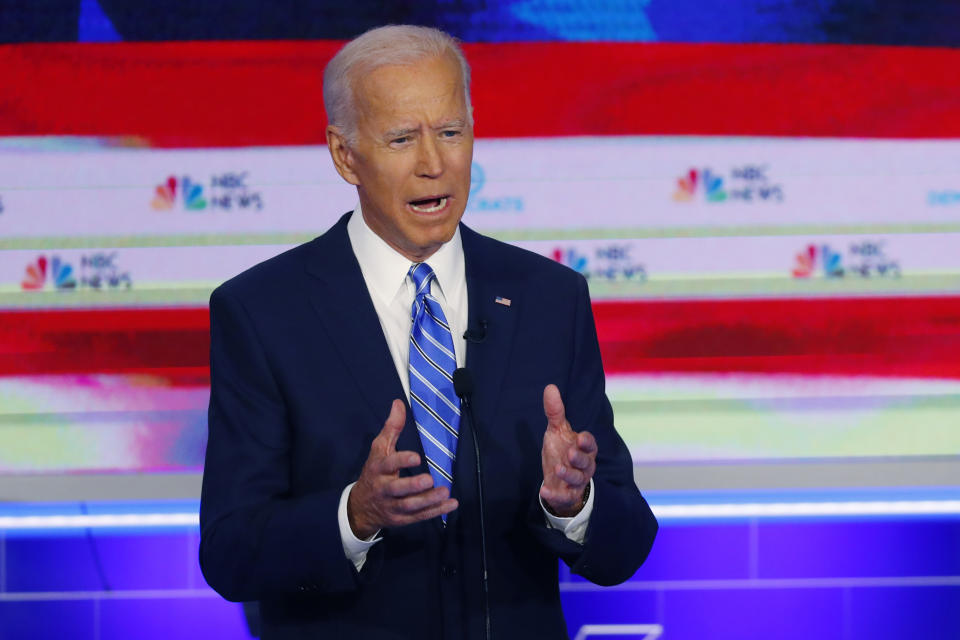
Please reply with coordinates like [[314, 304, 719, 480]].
[[463, 320, 488, 343]]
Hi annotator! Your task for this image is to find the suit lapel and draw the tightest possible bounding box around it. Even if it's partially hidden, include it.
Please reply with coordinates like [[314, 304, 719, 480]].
[[444, 224, 521, 534], [461, 224, 520, 460], [303, 214, 425, 466]]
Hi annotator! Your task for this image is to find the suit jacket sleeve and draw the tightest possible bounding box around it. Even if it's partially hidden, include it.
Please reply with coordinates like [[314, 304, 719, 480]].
[[199, 286, 383, 602], [526, 273, 658, 586]]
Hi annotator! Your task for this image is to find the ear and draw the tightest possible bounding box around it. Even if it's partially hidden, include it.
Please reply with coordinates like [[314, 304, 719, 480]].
[[326, 125, 360, 186]]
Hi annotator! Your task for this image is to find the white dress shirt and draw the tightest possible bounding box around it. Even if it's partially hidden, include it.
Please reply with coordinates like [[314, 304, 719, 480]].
[[338, 205, 594, 571]]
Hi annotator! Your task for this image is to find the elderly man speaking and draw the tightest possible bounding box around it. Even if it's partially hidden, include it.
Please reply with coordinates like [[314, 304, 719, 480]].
[[199, 24, 657, 640]]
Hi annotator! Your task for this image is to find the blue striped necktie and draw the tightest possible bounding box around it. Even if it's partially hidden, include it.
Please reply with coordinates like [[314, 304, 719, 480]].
[[407, 263, 460, 518]]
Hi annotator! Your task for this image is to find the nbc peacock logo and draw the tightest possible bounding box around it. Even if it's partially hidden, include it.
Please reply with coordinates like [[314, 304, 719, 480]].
[[151, 175, 207, 211], [21, 255, 77, 291], [551, 248, 589, 274], [792, 244, 844, 278], [673, 168, 727, 203], [152, 176, 176, 210]]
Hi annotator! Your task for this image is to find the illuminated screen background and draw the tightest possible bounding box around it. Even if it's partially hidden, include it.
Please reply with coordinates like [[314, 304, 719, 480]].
[[2, 1, 960, 486]]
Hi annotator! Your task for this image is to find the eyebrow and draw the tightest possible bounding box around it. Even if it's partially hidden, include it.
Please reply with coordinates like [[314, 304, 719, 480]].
[[434, 119, 466, 130], [383, 120, 467, 139], [384, 127, 419, 139]]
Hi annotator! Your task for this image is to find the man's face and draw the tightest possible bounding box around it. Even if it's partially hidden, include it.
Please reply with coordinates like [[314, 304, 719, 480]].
[[329, 53, 474, 262]]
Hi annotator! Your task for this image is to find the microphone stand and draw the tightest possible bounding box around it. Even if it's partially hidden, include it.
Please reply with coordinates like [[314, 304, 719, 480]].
[[454, 368, 491, 640]]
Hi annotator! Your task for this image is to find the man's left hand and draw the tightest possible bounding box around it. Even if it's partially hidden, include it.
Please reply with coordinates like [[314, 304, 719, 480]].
[[540, 384, 597, 517]]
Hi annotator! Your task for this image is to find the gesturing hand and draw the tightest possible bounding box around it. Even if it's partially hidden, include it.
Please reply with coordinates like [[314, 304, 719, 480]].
[[347, 399, 458, 539], [540, 384, 598, 517]]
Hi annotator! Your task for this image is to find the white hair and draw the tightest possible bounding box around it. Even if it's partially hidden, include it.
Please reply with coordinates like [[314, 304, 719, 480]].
[[323, 24, 473, 145]]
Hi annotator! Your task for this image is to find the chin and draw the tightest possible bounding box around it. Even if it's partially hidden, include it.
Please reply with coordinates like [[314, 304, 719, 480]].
[[404, 225, 457, 258]]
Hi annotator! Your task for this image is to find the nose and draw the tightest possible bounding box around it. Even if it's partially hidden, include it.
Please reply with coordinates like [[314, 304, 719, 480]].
[[416, 135, 443, 178]]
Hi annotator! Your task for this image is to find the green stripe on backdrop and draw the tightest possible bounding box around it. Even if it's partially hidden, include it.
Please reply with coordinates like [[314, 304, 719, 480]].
[[3, 222, 960, 250]]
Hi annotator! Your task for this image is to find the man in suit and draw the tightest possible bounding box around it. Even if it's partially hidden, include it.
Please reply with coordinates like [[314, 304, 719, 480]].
[[200, 24, 657, 639]]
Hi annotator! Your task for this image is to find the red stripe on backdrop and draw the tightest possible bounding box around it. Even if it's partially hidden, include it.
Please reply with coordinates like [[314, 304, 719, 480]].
[[2, 296, 959, 378], [594, 296, 960, 379], [1, 42, 959, 145], [0, 307, 211, 380]]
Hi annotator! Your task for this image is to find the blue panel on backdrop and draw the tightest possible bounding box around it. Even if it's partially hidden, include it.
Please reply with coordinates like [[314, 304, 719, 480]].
[[99, 597, 255, 640], [3, 516, 960, 639], [5, 537, 105, 592], [89, 533, 195, 590], [6, 532, 193, 592], [849, 586, 960, 638], [663, 587, 843, 640], [567, 522, 752, 582], [0, 600, 96, 640], [758, 520, 960, 578]]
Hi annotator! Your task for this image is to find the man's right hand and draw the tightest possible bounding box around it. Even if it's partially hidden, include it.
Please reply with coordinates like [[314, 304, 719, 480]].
[[347, 399, 458, 539]]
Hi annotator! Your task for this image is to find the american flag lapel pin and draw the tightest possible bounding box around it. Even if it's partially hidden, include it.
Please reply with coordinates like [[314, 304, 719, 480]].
[[495, 296, 512, 307]]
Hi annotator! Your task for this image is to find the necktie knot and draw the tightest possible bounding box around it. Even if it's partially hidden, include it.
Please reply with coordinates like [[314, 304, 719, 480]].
[[408, 262, 436, 299], [408, 263, 439, 321]]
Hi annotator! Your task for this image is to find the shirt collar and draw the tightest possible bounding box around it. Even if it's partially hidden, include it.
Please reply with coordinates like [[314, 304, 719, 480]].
[[347, 203, 464, 305]]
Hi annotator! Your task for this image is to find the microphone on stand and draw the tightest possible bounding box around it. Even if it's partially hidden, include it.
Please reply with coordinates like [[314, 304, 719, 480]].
[[453, 368, 491, 640]]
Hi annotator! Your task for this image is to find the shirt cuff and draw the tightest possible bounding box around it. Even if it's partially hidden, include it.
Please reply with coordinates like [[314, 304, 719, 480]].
[[540, 478, 595, 545], [338, 482, 381, 572]]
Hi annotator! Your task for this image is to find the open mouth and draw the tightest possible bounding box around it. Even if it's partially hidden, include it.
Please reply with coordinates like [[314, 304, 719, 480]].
[[408, 196, 449, 213]]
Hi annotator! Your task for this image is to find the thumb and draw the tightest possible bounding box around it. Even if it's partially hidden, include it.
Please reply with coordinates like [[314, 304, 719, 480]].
[[543, 384, 567, 430], [381, 399, 406, 452]]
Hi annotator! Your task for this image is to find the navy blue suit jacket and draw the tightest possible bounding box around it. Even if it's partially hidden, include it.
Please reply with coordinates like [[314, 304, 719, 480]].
[[199, 213, 657, 639]]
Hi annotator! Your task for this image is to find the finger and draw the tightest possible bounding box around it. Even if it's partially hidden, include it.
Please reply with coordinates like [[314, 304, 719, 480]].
[[406, 498, 458, 522], [539, 484, 552, 502], [383, 473, 434, 498], [567, 435, 597, 470], [542, 384, 568, 430], [394, 486, 450, 513], [567, 447, 591, 471], [555, 463, 586, 487], [576, 431, 598, 455], [379, 399, 407, 453], [540, 484, 570, 506], [569, 455, 595, 483], [539, 483, 558, 503], [376, 450, 421, 475], [577, 431, 598, 455]]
